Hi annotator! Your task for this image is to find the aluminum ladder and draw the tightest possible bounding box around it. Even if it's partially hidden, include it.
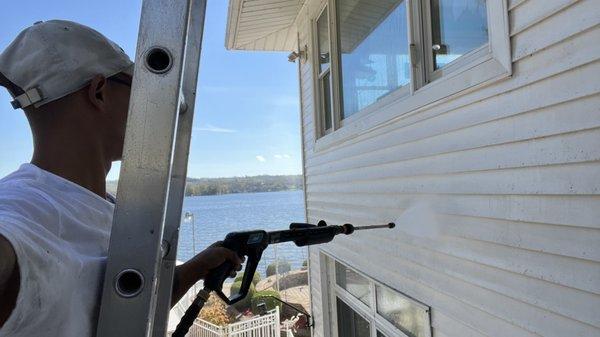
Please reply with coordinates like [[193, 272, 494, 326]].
[[95, 0, 207, 336]]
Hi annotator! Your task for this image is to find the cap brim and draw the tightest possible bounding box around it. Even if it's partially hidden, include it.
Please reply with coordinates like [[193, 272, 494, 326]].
[[122, 63, 134, 77]]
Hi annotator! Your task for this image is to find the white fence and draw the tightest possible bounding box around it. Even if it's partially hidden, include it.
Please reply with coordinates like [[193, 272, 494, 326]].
[[282, 321, 294, 337], [187, 319, 222, 337], [186, 307, 288, 337]]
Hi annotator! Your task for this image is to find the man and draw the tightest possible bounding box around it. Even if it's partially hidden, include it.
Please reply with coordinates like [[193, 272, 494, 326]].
[[0, 20, 242, 336]]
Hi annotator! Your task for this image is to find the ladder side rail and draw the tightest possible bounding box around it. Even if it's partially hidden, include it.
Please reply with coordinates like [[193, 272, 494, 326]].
[[96, 1, 192, 335], [152, 0, 207, 336]]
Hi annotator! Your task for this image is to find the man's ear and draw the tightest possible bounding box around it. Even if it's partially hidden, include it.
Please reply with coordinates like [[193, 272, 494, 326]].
[[88, 74, 107, 111]]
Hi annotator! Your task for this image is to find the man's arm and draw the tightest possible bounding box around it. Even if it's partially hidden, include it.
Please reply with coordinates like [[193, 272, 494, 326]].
[[0, 234, 19, 328], [170, 243, 243, 307]]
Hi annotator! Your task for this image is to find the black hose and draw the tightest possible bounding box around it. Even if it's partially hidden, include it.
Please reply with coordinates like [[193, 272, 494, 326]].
[[172, 288, 210, 337]]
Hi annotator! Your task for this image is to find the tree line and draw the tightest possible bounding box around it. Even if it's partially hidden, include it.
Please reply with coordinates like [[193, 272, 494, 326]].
[[106, 174, 303, 197], [185, 175, 303, 196]]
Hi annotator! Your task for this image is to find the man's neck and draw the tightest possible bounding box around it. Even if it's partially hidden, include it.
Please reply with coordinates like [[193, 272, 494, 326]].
[[31, 146, 110, 199]]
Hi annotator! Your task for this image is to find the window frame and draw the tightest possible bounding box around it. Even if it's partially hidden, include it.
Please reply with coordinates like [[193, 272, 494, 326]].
[[311, 0, 511, 148], [334, 0, 413, 124], [312, 4, 335, 137], [326, 257, 432, 337], [421, 0, 491, 82]]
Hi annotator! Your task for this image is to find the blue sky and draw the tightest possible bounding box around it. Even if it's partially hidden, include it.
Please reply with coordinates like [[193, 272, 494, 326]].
[[0, 0, 302, 179]]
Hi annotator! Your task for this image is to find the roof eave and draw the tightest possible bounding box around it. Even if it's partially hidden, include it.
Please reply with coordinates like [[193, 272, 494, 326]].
[[225, 0, 242, 50], [224, 0, 303, 52]]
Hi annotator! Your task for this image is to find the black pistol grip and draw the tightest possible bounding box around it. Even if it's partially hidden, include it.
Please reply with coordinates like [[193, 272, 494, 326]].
[[226, 249, 263, 305], [205, 233, 245, 303], [204, 261, 235, 303]]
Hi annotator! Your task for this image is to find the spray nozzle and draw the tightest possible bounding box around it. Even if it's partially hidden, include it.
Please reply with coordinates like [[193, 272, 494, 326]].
[[341, 222, 395, 234]]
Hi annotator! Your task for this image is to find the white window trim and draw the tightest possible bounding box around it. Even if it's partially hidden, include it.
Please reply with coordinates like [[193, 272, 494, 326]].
[[312, 0, 511, 151], [311, 3, 332, 139], [322, 252, 432, 337]]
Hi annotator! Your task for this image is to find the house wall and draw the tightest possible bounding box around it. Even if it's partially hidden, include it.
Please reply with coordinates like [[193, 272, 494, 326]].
[[297, 0, 600, 336]]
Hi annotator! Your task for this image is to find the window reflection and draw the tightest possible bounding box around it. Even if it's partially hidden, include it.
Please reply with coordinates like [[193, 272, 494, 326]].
[[376, 285, 430, 337], [337, 0, 410, 118], [317, 9, 330, 73], [322, 72, 333, 131], [336, 298, 371, 337], [316, 7, 333, 133], [430, 0, 488, 69], [335, 262, 371, 306]]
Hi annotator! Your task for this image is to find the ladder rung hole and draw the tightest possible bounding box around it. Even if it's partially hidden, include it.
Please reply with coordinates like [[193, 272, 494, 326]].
[[115, 269, 145, 298], [145, 47, 172, 74]]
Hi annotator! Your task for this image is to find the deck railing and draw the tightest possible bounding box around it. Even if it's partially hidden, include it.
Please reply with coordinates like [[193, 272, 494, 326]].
[[282, 320, 295, 337], [189, 318, 223, 337], [185, 307, 289, 337]]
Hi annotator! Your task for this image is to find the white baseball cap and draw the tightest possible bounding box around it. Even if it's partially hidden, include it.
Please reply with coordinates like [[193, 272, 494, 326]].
[[0, 20, 133, 109]]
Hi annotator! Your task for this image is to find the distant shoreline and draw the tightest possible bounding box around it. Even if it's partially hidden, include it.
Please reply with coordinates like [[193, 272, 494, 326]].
[[106, 174, 303, 197], [186, 188, 303, 197]]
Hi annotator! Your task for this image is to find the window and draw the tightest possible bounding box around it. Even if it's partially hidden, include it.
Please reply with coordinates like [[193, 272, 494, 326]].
[[312, 0, 510, 143], [429, 0, 488, 69], [329, 259, 432, 337], [337, 0, 410, 119], [337, 298, 371, 337], [377, 285, 430, 337], [315, 6, 334, 135], [336, 261, 371, 305], [424, 0, 490, 80]]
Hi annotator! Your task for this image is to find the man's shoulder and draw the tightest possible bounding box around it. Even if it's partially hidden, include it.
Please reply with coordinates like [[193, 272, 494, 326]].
[[0, 166, 41, 200], [0, 170, 57, 232], [0, 174, 47, 208], [0, 165, 37, 185]]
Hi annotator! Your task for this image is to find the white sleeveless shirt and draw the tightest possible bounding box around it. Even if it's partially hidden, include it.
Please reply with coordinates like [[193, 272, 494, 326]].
[[0, 164, 114, 337]]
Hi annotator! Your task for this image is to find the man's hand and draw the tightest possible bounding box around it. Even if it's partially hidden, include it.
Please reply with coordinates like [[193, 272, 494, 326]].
[[171, 241, 243, 307]]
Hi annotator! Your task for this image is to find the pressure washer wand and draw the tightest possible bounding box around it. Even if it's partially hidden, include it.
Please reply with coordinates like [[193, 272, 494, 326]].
[[269, 220, 395, 246], [172, 220, 395, 337]]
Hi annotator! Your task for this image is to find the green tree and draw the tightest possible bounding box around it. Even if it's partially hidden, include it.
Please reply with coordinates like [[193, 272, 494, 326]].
[[229, 281, 256, 311], [251, 289, 281, 313], [234, 271, 261, 285], [266, 261, 291, 277]]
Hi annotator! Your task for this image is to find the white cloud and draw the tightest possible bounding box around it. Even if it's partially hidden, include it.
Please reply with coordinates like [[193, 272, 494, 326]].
[[274, 154, 292, 160], [194, 124, 237, 133], [255, 155, 266, 162]]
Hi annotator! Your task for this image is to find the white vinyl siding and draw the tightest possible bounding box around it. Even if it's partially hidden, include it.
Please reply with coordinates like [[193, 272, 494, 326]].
[[298, 1, 600, 337]]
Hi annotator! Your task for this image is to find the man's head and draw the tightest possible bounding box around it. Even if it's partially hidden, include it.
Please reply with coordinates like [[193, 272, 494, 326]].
[[0, 20, 134, 163]]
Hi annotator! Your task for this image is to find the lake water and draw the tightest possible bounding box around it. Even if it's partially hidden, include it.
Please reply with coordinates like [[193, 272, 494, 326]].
[[176, 190, 307, 278]]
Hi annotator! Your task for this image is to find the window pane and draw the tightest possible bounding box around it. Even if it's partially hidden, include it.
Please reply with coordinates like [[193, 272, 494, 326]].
[[338, 0, 410, 118], [430, 0, 488, 70], [335, 262, 371, 306], [316, 8, 330, 73], [321, 72, 333, 131], [336, 298, 370, 337], [376, 285, 431, 337], [377, 331, 389, 337]]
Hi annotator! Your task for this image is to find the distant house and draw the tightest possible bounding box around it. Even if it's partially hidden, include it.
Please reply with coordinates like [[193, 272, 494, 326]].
[[225, 1, 600, 337]]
